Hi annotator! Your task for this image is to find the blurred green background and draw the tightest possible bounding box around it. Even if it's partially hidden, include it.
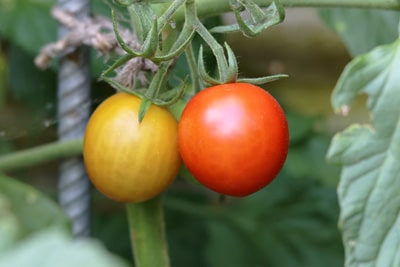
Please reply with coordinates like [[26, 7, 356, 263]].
[[0, 1, 370, 266]]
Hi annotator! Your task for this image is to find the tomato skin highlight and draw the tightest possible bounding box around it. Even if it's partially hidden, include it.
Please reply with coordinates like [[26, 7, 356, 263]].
[[83, 93, 181, 203], [178, 83, 289, 197]]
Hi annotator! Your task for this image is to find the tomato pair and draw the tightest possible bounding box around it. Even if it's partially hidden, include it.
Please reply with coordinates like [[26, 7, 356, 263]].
[[83, 83, 289, 203]]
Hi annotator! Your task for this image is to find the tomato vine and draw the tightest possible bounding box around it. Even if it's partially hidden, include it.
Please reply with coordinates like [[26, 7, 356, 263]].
[[1, 0, 400, 267]]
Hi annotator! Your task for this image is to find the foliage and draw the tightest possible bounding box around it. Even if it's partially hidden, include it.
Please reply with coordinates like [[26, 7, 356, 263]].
[[327, 39, 400, 266], [319, 6, 400, 267], [0, 227, 130, 267], [165, 175, 343, 267], [0, 174, 69, 245], [0, 0, 55, 55], [0, 1, 400, 267], [319, 8, 400, 56], [0, 174, 128, 266]]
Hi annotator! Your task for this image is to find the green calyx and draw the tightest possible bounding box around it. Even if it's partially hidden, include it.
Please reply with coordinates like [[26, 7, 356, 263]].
[[103, 62, 188, 123], [101, 0, 288, 122], [197, 42, 288, 86]]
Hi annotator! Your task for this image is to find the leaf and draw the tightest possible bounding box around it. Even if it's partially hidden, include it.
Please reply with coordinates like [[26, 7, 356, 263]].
[[0, 0, 120, 78], [0, 175, 130, 266], [0, 174, 70, 236], [209, 0, 284, 36], [0, 50, 7, 108], [91, 208, 132, 261], [0, 194, 22, 252], [318, 8, 400, 56], [327, 38, 400, 266], [204, 176, 343, 267], [285, 111, 315, 144], [0, 227, 131, 267], [165, 192, 209, 267], [0, 0, 56, 55], [8, 44, 56, 111], [286, 134, 340, 186]]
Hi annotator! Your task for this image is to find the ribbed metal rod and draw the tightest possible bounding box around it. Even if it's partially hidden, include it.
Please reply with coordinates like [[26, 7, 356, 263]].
[[57, 0, 91, 237]]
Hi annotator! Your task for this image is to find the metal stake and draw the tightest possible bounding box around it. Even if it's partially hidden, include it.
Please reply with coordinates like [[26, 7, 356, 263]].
[[57, 0, 91, 237]]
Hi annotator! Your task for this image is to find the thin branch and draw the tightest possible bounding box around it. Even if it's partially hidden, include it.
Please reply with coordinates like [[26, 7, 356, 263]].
[[0, 139, 83, 172], [165, 0, 400, 23], [126, 197, 171, 267]]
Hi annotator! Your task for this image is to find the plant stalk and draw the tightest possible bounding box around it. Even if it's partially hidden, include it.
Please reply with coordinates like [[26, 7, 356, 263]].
[[185, 44, 201, 93], [126, 196, 170, 267], [0, 139, 83, 172], [155, 0, 400, 23]]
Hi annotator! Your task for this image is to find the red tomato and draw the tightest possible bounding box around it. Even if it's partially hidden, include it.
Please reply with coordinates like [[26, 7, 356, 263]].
[[178, 83, 289, 196]]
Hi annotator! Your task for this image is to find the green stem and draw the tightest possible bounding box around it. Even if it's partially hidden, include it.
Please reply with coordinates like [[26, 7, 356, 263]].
[[182, 0, 230, 83], [126, 196, 170, 267], [164, 196, 222, 219], [145, 62, 170, 98], [261, 0, 400, 8], [128, 1, 155, 43], [195, 22, 229, 82], [159, 0, 400, 23], [157, 0, 186, 31], [185, 44, 201, 93], [0, 138, 83, 172]]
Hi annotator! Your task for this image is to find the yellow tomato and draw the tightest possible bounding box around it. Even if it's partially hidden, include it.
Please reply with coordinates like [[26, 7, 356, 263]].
[[83, 92, 181, 203]]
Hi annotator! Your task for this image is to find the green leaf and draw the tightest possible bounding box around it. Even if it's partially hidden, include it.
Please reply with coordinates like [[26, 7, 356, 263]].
[[8, 44, 56, 111], [0, 227, 131, 267], [0, 175, 130, 266], [285, 111, 315, 144], [327, 38, 400, 266], [0, 194, 22, 252], [286, 134, 340, 186], [0, 0, 121, 78], [167, 98, 187, 121], [210, 0, 284, 36], [0, 174, 70, 237], [165, 191, 210, 267], [205, 176, 343, 267], [318, 8, 400, 56], [91, 208, 132, 260], [138, 98, 152, 123], [0, 49, 7, 108], [0, 0, 56, 54]]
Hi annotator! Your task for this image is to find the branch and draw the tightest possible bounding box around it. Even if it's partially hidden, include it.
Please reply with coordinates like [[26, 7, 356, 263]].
[[126, 197, 170, 267], [0, 139, 83, 172], [163, 0, 400, 23], [276, 0, 400, 9]]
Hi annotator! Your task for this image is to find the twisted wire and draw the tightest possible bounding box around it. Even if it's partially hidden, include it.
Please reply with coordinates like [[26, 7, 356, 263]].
[[57, 0, 91, 237]]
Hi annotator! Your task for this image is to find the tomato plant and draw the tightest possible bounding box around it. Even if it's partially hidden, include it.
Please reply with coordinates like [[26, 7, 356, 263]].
[[4, 0, 398, 266], [178, 83, 289, 197], [83, 92, 181, 203]]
